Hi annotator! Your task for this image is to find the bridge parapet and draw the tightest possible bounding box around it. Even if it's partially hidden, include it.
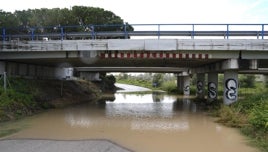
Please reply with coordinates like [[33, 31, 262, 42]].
[[1, 39, 268, 52], [1, 24, 268, 40]]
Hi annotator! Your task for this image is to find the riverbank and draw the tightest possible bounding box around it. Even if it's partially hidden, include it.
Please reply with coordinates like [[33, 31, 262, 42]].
[[0, 78, 112, 122], [211, 90, 268, 152]]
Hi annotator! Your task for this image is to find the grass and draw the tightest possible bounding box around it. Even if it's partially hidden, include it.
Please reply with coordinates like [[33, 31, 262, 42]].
[[0, 128, 20, 138], [214, 88, 268, 152]]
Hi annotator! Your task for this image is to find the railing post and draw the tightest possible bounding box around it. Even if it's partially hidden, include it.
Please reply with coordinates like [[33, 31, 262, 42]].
[[60, 27, 64, 41], [261, 24, 264, 40], [124, 23, 128, 39], [31, 28, 34, 41], [4, 72, 7, 92], [226, 24, 229, 39], [91, 25, 95, 39], [2, 28, 6, 41], [191, 24, 195, 39], [158, 24, 160, 39]]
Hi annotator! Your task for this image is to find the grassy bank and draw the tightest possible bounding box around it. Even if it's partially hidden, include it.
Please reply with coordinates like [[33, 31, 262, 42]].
[[0, 78, 102, 122], [214, 90, 268, 152], [0, 78, 45, 122]]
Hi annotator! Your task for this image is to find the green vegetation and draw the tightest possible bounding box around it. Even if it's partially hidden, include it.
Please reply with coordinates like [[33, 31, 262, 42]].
[[0, 6, 133, 37], [0, 78, 46, 122], [214, 88, 268, 152], [116, 73, 178, 93]]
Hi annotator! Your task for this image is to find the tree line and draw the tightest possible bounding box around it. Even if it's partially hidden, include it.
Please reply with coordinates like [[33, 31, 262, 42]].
[[0, 6, 133, 35]]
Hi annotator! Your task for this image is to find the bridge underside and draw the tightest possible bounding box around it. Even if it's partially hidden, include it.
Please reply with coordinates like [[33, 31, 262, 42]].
[[1, 52, 267, 74]]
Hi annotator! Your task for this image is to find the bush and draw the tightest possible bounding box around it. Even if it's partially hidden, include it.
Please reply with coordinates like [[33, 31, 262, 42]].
[[249, 104, 268, 131], [161, 81, 178, 94], [239, 74, 255, 88], [217, 105, 248, 127]]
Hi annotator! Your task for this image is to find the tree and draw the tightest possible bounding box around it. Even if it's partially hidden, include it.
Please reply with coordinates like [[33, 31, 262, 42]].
[[0, 10, 19, 29], [152, 73, 164, 87], [1, 6, 133, 38]]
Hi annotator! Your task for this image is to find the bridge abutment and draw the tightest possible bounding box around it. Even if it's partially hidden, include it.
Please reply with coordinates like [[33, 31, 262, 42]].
[[0, 61, 71, 80]]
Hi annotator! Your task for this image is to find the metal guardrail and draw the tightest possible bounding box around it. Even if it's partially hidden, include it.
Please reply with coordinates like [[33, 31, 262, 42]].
[[1, 24, 268, 41]]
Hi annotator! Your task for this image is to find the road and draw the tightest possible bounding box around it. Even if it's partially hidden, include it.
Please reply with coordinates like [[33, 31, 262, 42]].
[[0, 139, 132, 152]]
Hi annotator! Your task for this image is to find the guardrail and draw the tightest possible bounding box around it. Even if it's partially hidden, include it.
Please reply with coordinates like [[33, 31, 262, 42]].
[[1, 24, 268, 41]]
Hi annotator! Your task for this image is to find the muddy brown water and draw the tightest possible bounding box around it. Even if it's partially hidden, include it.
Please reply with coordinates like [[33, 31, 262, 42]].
[[3, 92, 258, 152]]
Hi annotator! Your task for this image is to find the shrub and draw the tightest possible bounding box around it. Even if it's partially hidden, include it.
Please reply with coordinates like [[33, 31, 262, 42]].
[[161, 81, 178, 94], [217, 105, 248, 127], [249, 103, 268, 131]]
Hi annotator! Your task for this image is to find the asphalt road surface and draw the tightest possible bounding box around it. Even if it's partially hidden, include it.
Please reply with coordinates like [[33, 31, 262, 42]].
[[0, 139, 132, 152]]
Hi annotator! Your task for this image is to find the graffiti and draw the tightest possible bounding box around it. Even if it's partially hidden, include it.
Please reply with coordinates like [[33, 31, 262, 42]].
[[225, 79, 237, 100], [208, 82, 217, 99], [197, 81, 203, 94], [184, 85, 190, 93]]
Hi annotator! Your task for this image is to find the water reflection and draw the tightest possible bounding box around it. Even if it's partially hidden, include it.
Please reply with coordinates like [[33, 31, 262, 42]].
[[64, 92, 198, 131], [10, 91, 257, 152], [106, 93, 178, 119], [131, 120, 189, 131], [152, 92, 164, 102]]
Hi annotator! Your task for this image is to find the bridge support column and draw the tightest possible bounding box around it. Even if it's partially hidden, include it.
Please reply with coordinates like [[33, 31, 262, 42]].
[[80, 72, 101, 81], [207, 73, 218, 102], [177, 75, 190, 96], [196, 73, 205, 99], [223, 70, 238, 105], [0, 61, 5, 74]]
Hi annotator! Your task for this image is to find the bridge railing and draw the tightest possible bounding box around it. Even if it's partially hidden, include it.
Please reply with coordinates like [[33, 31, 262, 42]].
[[1, 24, 267, 41]]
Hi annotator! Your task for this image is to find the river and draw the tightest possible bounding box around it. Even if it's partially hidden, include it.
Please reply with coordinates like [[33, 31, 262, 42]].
[[1, 84, 258, 152]]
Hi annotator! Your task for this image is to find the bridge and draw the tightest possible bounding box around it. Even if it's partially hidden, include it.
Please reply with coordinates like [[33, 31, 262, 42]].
[[1, 24, 268, 105]]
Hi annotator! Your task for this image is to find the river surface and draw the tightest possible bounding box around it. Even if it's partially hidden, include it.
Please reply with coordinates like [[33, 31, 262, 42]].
[[3, 84, 258, 152]]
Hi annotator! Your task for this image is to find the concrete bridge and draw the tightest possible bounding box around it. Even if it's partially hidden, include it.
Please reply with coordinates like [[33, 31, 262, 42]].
[[1, 24, 268, 105]]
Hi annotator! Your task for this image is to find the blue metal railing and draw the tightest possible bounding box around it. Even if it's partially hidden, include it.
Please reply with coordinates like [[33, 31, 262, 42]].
[[1, 24, 267, 41]]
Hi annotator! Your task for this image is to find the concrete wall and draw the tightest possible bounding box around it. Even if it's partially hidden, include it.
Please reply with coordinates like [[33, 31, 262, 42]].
[[79, 72, 101, 81], [1, 61, 70, 79]]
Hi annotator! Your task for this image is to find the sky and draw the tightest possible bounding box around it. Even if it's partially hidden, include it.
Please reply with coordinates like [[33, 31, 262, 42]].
[[1, 0, 268, 24]]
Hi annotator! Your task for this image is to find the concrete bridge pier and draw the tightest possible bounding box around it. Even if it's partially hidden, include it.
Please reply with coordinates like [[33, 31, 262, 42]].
[[196, 73, 205, 99], [223, 70, 238, 105], [79, 72, 101, 81], [222, 59, 239, 105], [177, 72, 191, 96], [0, 61, 5, 74], [207, 73, 218, 102]]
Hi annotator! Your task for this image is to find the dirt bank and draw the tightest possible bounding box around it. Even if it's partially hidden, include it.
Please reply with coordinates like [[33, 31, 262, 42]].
[[36, 79, 101, 108]]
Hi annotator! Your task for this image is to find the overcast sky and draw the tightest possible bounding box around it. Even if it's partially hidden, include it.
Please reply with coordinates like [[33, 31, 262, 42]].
[[2, 0, 268, 24]]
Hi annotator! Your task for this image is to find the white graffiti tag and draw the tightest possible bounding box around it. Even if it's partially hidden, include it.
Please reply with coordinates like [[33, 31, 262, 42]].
[[208, 82, 217, 99], [184, 85, 190, 92], [225, 79, 237, 100]]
